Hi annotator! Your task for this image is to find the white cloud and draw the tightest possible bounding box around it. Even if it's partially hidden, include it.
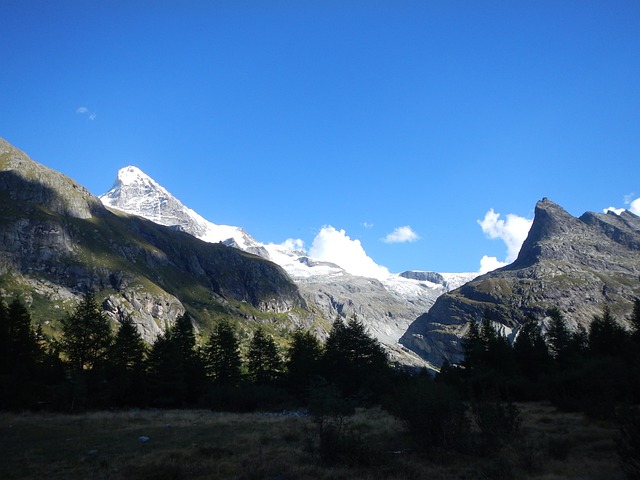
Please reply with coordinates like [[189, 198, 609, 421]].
[[383, 225, 419, 244], [76, 106, 96, 120], [478, 209, 533, 273], [362, 222, 374, 229], [479, 255, 507, 274], [604, 206, 625, 215], [603, 195, 640, 216], [309, 226, 390, 279], [280, 238, 305, 251]]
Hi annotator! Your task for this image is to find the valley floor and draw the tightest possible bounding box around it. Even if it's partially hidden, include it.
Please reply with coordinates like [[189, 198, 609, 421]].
[[0, 403, 627, 480]]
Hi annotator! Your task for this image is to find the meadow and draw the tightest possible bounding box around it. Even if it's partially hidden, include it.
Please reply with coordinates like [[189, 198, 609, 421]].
[[0, 403, 627, 480]]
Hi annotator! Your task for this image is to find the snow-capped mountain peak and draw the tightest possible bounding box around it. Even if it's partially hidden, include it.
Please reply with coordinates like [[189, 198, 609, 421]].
[[99, 166, 259, 251]]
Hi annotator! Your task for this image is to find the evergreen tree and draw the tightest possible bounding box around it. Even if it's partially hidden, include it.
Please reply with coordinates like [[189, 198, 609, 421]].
[[479, 317, 513, 373], [109, 316, 146, 371], [247, 326, 282, 384], [513, 318, 552, 396], [461, 320, 483, 372], [322, 316, 390, 398], [546, 308, 571, 363], [630, 298, 640, 340], [286, 328, 323, 393], [146, 313, 206, 406], [205, 319, 242, 385], [588, 305, 627, 357], [146, 332, 187, 406], [106, 316, 147, 406], [59, 291, 113, 371], [0, 299, 9, 375], [4, 298, 42, 373]]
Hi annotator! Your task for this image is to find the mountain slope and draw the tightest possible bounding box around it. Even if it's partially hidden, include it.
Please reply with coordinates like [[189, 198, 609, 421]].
[[100, 165, 477, 366], [0, 138, 307, 342], [400, 198, 640, 366]]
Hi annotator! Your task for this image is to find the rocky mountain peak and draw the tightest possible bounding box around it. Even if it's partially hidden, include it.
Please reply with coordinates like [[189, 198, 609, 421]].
[[400, 197, 640, 367]]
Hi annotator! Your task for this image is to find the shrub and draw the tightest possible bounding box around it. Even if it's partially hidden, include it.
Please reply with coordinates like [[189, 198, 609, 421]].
[[471, 395, 522, 451], [387, 378, 470, 451]]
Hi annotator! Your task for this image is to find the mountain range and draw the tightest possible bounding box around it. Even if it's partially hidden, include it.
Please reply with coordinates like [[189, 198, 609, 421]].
[[1, 136, 639, 369], [99, 165, 476, 366]]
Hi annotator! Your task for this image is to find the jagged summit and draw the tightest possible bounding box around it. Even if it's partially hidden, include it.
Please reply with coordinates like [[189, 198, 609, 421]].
[[400, 197, 640, 366]]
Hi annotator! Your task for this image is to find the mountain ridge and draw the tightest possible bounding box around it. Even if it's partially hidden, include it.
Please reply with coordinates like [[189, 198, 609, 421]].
[[0, 138, 309, 344], [400, 197, 640, 366]]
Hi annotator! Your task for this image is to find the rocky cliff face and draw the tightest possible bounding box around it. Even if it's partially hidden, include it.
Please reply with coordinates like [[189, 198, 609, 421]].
[[0, 138, 307, 343], [400, 198, 640, 367]]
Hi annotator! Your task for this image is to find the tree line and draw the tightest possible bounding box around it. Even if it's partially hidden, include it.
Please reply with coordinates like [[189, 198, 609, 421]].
[[0, 291, 392, 411], [437, 300, 640, 418]]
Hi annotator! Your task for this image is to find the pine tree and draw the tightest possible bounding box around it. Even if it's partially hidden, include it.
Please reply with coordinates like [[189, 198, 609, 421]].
[[109, 316, 146, 371], [286, 328, 322, 392], [5, 298, 44, 373], [513, 317, 551, 386], [59, 291, 113, 371], [461, 319, 483, 371], [0, 299, 9, 374], [546, 308, 571, 363], [631, 298, 640, 340], [106, 316, 147, 406], [322, 316, 389, 398], [146, 313, 206, 406], [588, 305, 627, 357], [146, 332, 187, 407], [247, 326, 282, 384], [205, 319, 242, 385]]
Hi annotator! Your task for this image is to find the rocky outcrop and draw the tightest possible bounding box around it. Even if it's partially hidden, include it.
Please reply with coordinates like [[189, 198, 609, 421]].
[[401, 198, 640, 367]]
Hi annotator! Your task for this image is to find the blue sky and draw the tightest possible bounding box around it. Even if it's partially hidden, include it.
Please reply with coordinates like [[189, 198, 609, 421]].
[[1, 1, 639, 274]]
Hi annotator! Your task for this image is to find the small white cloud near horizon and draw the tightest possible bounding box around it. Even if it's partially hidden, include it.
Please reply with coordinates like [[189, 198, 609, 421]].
[[604, 206, 625, 215], [309, 226, 390, 279], [479, 255, 507, 273], [478, 209, 533, 274], [383, 225, 419, 244], [604, 195, 640, 216], [76, 106, 96, 120], [362, 222, 374, 229]]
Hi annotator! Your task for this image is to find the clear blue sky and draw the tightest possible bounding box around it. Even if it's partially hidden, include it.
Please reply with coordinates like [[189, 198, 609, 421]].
[[1, 1, 639, 273]]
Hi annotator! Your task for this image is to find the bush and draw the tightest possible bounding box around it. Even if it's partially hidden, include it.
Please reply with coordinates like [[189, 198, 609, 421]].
[[471, 396, 522, 451], [387, 378, 470, 451], [305, 380, 383, 466]]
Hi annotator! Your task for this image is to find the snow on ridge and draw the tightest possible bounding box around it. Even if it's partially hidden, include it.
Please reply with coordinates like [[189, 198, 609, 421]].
[[99, 165, 477, 297]]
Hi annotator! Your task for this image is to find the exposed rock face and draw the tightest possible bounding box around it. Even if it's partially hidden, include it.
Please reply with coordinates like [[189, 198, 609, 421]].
[[400, 198, 640, 367], [294, 273, 443, 366], [0, 139, 307, 343]]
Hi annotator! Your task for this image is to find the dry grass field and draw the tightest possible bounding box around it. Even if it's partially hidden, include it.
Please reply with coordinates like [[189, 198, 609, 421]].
[[0, 403, 627, 480]]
